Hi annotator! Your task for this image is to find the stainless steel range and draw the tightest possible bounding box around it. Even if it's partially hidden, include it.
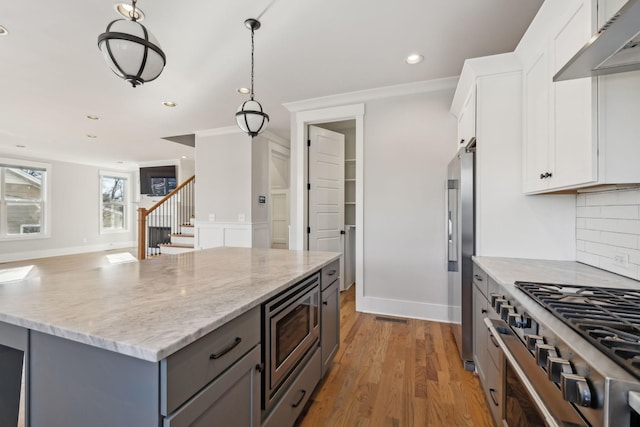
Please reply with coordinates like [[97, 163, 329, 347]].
[[485, 281, 640, 427]]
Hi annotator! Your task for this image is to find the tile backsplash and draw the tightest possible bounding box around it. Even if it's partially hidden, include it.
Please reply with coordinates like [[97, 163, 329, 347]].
[[576, 188, 640, 280]]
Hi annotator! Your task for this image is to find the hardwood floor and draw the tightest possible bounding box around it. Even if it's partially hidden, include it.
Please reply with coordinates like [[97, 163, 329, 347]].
[[297, 286, 494, 427]]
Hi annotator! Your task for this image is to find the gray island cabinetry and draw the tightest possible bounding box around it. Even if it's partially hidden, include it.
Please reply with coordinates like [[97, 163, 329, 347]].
[[0, 247, 341, 427]]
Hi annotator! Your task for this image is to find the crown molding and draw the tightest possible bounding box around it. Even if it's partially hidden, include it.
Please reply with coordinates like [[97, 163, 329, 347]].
[[284, 76, 459, 113]]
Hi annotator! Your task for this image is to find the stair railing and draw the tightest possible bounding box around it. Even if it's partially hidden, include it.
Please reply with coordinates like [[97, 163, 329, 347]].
[[137, 175, 195, 260]]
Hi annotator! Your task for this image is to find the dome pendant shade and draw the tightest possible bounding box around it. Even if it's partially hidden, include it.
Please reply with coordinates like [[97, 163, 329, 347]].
[[98, 19, 166, 87], [236, 99, 269, 137]]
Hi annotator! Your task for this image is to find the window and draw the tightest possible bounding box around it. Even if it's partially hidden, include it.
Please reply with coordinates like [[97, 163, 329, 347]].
[[100, 173, 128, 233], [0, 159, 50, 239]]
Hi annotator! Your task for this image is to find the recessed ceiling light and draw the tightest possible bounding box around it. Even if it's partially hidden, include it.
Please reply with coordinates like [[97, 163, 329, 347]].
[[15, 144, 26, 148], [163, 101, 177, 107], [114, 3, 145, 20], [237, 87, 250, 94], [405, 54, 424, 65], [117, 161, 124, 164], [87, 114, 100, 120], [181, 156, 187, 159], [86, 134, 97, 139], [0, 25, 8, 36]]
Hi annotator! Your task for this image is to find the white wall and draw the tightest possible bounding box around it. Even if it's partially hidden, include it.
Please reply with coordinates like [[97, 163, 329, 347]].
[[363, 89, 457, 316], [576, 187, 640, 279], [195, 131, 252, 223], [0, 155, 136, 262]]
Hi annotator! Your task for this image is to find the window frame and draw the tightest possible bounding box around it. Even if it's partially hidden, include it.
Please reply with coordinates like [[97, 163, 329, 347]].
[[0, 157, 52, 241], [99, 171, 130, 234]]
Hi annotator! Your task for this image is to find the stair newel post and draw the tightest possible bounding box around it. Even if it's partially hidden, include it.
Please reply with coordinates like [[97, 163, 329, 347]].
[[137, 207, 148, 260]]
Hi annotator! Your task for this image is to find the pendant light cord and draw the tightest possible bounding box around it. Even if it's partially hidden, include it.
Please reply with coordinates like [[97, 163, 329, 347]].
[[250, 26, 255, 100]]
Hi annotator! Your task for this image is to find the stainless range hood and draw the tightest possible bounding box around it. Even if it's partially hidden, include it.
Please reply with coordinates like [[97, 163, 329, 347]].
[[554, 0, 640, 81]]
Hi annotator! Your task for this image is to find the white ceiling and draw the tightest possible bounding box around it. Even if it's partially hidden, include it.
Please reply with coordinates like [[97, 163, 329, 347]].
[[0, 0, 543, 170]]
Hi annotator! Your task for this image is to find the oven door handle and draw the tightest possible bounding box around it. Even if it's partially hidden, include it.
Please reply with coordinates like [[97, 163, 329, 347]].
[[484, 318, 563, 427]]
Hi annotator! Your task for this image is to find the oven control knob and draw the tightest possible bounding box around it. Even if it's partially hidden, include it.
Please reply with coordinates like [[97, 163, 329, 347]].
[[500, 304, 515, 322], [490, 293, 505, 307], [525, 334, 544, 352], [547, 357, 573, 383], [535, 343, 558, 369], [508, 312, 524, 328], [494, 298, 508, 312], [561, 373, 592, 407]]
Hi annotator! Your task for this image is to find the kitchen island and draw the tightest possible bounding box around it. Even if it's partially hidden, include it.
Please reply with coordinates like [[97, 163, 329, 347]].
[[0, 247, 341, 427]]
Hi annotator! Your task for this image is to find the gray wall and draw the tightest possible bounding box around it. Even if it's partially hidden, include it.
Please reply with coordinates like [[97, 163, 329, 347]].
[[363, 89, 456, 306]]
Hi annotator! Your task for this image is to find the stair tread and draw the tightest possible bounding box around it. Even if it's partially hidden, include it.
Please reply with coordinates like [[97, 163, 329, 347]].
[[171, 233, 194, 237], [159, 243, 194, 248]]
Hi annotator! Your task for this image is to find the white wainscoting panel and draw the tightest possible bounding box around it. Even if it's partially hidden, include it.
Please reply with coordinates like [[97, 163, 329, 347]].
[[195, 222, 269, 249]]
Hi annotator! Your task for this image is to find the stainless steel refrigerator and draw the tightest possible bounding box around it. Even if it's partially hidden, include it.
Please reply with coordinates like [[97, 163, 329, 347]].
[[446, 138, 475, 370]]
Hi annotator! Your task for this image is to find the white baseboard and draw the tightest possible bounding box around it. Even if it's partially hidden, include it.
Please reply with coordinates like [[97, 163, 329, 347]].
[[0, 241, 136, 264], [356, 295, 460, 324]]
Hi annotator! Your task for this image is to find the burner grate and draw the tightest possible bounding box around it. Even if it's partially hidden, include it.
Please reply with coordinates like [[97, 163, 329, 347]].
[[516, 281, 640, 380]]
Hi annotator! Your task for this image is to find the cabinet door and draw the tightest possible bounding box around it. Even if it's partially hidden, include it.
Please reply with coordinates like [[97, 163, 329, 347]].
[[321, 279, 340, 377], [163, 346, 261, 427], [550, 0, 597, 189], [457, 88, 476, 147], [472, 284, 488, 384], [523, 50, 551, 193]]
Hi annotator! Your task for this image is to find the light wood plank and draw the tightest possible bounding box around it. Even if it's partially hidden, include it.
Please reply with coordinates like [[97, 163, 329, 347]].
[[298, 286, 495, 427]]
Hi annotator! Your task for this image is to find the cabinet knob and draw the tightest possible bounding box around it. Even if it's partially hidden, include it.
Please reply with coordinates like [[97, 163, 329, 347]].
[[539, 172, 553, 179]]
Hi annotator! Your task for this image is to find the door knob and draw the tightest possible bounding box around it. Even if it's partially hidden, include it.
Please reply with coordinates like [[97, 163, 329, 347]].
[[340, 230, 345, 235]]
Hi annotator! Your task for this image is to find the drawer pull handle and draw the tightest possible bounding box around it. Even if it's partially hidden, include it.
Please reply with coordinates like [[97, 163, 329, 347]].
[[327, 270, 337, 276], [323, 300, 328, 306], [255, 363, 264, 373], [489, 333, 500, 348], [481, 309, 487, 314], [489, 388, 499, 406], [474, 274, 483, 281], [292, 389, 307, 408], [209, 337, 242, 360]]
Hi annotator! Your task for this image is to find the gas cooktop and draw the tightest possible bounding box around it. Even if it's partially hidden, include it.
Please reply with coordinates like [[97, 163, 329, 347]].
[[515, 281, 640, 381]]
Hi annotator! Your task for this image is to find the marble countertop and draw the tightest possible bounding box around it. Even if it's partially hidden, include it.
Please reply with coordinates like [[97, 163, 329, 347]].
[[473, 256, 640, 291], [0, 247, 340, 362]]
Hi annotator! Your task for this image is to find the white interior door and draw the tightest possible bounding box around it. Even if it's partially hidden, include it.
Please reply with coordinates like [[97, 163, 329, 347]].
[[308, 126, 345, 255], [270, 190, 289, 249]]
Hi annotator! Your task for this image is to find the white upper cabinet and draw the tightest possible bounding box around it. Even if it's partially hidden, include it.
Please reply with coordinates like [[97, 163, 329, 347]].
[[519, 0, 640, 194], [456, 89, 476, 148]]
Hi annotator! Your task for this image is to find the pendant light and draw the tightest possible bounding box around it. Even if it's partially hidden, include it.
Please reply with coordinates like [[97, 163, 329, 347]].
[[236, 18, 269, 137], [97, 0, 166, 88]]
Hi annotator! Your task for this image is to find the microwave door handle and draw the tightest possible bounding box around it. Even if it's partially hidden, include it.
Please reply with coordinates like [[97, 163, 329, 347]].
[[484, 318, 562, 427]]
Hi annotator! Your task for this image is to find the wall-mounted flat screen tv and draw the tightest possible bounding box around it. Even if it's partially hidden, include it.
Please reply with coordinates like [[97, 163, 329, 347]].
[[140, 166, 176, 195]]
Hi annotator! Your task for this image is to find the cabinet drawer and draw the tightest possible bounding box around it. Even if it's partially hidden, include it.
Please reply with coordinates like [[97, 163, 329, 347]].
[[262, 348, 321, 427], [321, 259, 340, 291], [163, 345, 261, 427], [472, 263, 488, 298], [487, 327, 502, 373], [161, 306, 261, 416], [484, 356, 503, 426]]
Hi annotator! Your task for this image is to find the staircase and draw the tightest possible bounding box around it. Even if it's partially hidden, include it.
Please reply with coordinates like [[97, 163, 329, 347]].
[[158, 221, 195, 255], [137, 175, 195, 260]]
